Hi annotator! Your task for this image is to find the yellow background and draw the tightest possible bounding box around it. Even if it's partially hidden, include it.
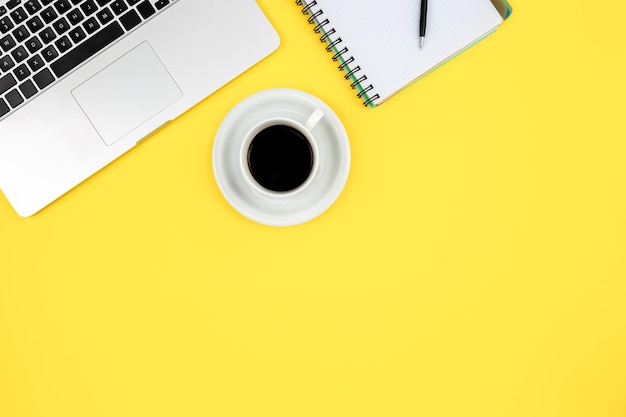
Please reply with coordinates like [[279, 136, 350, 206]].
[[2, 1, 626, 416]]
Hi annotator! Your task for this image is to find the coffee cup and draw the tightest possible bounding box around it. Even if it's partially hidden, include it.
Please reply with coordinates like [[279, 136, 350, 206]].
[[213, 88, 350, 226], [240, 107, 324, 197]]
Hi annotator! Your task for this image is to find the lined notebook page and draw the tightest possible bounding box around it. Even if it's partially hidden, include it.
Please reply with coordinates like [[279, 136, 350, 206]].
[[307, 0, 503, 105]]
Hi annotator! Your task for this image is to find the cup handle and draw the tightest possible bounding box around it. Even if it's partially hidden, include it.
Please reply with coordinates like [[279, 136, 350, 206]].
[[303, 107, 325, 133]]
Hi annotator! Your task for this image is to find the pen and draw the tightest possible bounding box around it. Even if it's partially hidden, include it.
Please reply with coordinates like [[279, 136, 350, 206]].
[[419, 0, 428, 48]]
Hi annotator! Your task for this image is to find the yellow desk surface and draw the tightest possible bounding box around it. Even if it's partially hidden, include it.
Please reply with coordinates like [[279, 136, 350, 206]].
[[2, 1, 625, 416]]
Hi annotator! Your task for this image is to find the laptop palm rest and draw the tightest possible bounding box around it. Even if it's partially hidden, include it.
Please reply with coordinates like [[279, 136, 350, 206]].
[[72, 42, 183, 146]]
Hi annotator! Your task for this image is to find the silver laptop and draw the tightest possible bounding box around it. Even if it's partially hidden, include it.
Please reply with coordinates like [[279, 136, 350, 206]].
[[0, 0, 279, 216]]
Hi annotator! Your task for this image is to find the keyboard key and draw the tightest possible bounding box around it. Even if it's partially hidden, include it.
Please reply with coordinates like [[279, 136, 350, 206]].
[[54, 0, 71, 14], [119, 9, 140, 30], [95, 7, 112, 24], [41, 0, 55, 5], [109, 1, 127, 15], [96, 0, 112, 6], [40, 6, 58, 23], [0, 17, 14, 33], [51, 21, 123, 77], [7, 0, 22, 10], [6, 89, 24, 107], [127, 0, 140, 5], [27, 53, 44, 71], [0, 98, 9, 117], [12, 24, 30, 42], [1, 55, 15, 71], [154, 0, 169, 11], [0, 6, 6, 17], [41, 44, 58, 61], [19, 79, 38, 99], [13, 63, 30, 80], [24, 0, 43, 14], [68, 25, 85, 42], [82, 16, 99, 33], [10, 7, 29, 23], [54, 35, 71, 52], [11, 45, 28, 62], [39, 26, 56, 43], [67, 7, 83, 24], [26, 14, 43, 31], [136, 1, 154, 19], [0, 34, 16, 52], [80, 0, 97, 15], [0, 73, 17, 95], [32, 67, 54, 88], [52, 16, 70, 33], [25, 36, 42, 52]]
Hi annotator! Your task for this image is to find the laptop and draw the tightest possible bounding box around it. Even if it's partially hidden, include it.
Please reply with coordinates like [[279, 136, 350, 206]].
[[0, 0, 280, 216]]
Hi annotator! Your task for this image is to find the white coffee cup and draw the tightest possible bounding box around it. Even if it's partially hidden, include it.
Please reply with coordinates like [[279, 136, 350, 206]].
[[240, 107, 324, 198], [213, 88, 351, 226]]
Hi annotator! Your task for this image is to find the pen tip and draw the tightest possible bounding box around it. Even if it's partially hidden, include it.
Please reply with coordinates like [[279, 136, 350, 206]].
[[419, 37, 424, 48]]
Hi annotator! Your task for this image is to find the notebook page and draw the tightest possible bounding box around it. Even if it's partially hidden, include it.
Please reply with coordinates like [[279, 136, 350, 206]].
[[310, 0, 503, 105]]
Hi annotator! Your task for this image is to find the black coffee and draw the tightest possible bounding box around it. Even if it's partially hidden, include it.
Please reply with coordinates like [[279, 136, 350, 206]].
[[247, 124, 314, 192]]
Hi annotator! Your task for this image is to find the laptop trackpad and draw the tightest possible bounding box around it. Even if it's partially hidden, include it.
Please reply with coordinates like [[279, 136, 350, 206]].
[[72, 42, 183, 146]]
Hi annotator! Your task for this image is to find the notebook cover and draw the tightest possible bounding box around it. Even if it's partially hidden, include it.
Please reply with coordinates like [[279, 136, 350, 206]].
[[491, 0, 513, 19]]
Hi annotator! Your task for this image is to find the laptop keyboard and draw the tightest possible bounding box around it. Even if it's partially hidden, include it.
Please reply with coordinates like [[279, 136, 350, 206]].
[[0, 0, 177, 119]]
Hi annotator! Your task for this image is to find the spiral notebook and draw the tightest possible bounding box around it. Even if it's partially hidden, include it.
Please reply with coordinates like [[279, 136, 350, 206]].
[[296, 0, 512, 107]]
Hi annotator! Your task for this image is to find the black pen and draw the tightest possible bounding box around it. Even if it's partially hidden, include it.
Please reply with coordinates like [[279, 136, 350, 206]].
[[419, 0, 428, 48]]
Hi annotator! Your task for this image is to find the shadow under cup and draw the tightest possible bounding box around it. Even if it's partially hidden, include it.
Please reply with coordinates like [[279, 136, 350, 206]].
[[246, 124, 315, 193]]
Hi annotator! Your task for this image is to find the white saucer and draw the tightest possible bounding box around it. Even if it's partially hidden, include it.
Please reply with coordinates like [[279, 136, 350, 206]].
[[213, 89, 351, 226]]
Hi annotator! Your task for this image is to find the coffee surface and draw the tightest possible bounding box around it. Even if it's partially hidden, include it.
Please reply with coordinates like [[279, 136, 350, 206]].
[[247, 125, 314, 192]]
